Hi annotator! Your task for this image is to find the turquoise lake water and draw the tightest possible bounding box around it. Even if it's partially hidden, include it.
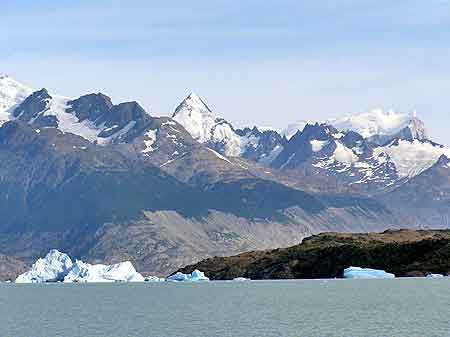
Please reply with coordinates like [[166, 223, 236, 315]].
[[1, 279, 449, 337]]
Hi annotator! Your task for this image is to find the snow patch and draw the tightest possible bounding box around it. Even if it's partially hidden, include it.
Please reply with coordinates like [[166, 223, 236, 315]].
[[142, 129, 158, 154], [207, 148, 231, 163], [373, 140, 450, 178], [310, 140, 328, 152], [333, 141, 358, 164]]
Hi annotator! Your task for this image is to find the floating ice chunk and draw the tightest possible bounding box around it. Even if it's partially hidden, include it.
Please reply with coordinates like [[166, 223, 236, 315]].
[[16, 249, 144, 283], [343, 266, 395, 279], [63, 260, 144, 283], [144, 275, 165, 282], [233, 277, 250, 281], [167, 269, 209, 282], [426, 273, 444, 278], [15, 250, 73, 283]]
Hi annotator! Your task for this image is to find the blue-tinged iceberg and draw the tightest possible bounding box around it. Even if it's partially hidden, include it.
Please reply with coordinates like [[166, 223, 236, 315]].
[[15, 250, 144, 283], [343, 266, 395, 279], [167, 269, 209, 282], [15, 250, 73, 283]]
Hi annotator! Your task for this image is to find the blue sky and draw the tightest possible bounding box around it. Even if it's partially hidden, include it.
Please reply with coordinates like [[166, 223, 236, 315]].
[[2, 0, 450, 143]]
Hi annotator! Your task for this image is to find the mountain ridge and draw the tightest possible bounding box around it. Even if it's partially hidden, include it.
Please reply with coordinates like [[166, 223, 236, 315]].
[[0, 75, 448, 276]]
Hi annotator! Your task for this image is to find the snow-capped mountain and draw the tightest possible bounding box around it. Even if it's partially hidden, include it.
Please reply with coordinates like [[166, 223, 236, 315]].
[[172, 93, 284, 162], [2, 76, 446, 194], [10, 88, 156, 145], [0, 74, 33, 125], [272, 121, 449, 193], [271, 123, 399, 192], [330, 108, 427, 145], [282, 109, 427, 145]]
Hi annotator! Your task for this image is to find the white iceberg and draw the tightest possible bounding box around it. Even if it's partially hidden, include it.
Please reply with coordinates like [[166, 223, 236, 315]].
[[63, 260, 144, 283], [426, 273, 444, 278], [233, 277, 251, 281], [343, 266, 395, 279], [167, 269, 209, 282], [15, 249, 73, 283], [15, 249, 144, 283], [144, 275, 165, 282]]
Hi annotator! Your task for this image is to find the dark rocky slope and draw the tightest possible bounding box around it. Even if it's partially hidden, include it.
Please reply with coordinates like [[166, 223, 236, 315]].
[[0, 121, 402, 274], [177, 229, 450, 279]]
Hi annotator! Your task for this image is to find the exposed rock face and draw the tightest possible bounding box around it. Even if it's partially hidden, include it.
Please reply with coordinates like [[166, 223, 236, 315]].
[[177, 229, 450, 280], [0, 254, 27, 281]]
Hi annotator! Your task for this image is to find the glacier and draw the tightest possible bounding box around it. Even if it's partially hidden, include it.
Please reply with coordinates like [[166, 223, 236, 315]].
[[15, 250, 144, 283], [343, 266, 395, 279], [15, 250, 73, 283], [167, 269, 209, 282]]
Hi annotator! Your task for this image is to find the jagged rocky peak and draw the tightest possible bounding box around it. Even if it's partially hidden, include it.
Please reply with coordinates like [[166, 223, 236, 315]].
[[107, 101, 149, 126], [175, 92, 212, 114], [67, 93, 113, 123], [435, 154, 450, 167], [11, 88, 59, 128], [301, 122, 338, 139], [67, 93, 150, 129]]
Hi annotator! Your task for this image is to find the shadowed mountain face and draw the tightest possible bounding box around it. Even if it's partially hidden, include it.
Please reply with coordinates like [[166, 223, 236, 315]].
[[0, 120, 400, 274], [0, 79, 448, 276], [381, 155, 450, 228]]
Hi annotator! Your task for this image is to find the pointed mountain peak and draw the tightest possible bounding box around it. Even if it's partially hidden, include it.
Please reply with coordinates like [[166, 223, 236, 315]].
[[173, 92, 212, 117], [436, 154, 450, 166], [172, 92, 222, 143]]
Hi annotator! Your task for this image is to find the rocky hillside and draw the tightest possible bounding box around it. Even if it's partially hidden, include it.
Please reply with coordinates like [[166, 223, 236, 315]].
[[178, 229, 450, 279], [1, 74, 450, 275], [0, 254, 27, 281]]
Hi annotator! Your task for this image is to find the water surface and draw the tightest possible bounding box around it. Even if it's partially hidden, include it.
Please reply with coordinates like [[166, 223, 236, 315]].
[[1, 279, 449, 337]]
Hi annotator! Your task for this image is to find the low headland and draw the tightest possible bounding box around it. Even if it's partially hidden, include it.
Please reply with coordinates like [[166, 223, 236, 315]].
[[176, 229, 450, 280]]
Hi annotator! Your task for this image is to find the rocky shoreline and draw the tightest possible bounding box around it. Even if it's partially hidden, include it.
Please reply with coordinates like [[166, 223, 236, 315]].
[[177, 229, 450, 280]]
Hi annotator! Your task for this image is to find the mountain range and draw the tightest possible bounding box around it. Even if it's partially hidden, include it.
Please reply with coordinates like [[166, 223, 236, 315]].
[[0, 74, 448, 277]]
